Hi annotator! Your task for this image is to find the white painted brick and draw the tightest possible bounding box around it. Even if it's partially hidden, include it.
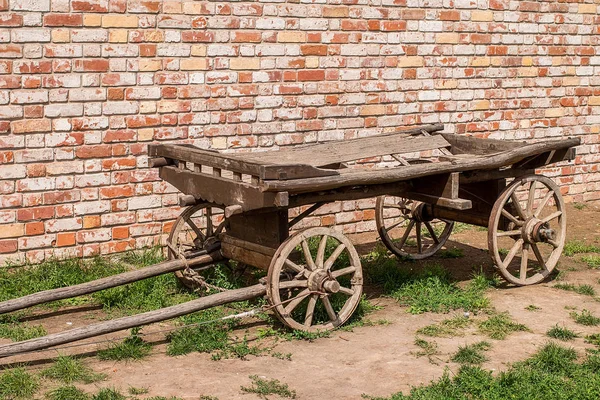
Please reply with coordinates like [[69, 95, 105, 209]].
[[128, 195, 162, 210], [74, 200, 111, 215], [11, 0, 50, 11]]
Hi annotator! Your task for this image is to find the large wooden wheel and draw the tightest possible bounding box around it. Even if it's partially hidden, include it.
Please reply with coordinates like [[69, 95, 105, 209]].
[[376, 195, 454, 259], [266, 227, 363, 332], [167, 203, 227, 288], [488, 175, 566, 286]]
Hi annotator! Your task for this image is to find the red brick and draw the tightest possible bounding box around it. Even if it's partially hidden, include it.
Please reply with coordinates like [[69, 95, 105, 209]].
[[298, 70, 325, 81], [17, 206, 54, 221], [232, 31, 262, 43], [43, 14, 83, 27], [99, 186, 134, 199], [74, 59, 109, 72], [0, 14, 23, 27], [25, 222, 44, 235], [56, 232, 76, 247], [76, 145, 112, 159], [0, 239, 17, 253], [300, 45, 327, 56], [112, 226, 129, 240]]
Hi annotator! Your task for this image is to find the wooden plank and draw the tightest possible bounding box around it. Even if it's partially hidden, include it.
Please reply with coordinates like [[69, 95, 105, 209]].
[[226, 209, 288, 249], [220, 235, 276, 270], [261, 138, 580, 193], [441, 133, 522, 154], [159, 166, 287, 211], [241, 134, 450, 168], [0, 283, 267, 358], [403, 192, 472, 210]]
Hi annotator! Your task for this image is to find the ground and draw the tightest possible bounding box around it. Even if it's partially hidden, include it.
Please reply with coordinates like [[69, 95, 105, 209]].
[[2, 203, 600, 399]]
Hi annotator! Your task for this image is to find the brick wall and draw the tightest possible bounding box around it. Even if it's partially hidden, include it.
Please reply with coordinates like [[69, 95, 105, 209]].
[[0, 0, 599, 264]]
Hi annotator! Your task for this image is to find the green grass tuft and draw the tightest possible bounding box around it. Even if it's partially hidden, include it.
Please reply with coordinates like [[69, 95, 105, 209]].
[[570, 309, 600, 326], [0, 367, 39, 400], [41, 355, 106, 384], [414, 338, 440, 363], [582, 255, 600, 268], [211, 336, 265, 361], [417, 315, 471, 337], [91, 387, 126, 400], [241, 375, 296, 399], [97, 328, 152, 361], [521, 342, 578, 374], [46, 385, 90, 400], [451, 341, 491, 365], [0, 322, 46, 342], [546, 325, 578, 341], [553, 283, 596, 296], [563, 241, 600, 256], [438, 248, 464, 259], [478, 312, 529, 340]]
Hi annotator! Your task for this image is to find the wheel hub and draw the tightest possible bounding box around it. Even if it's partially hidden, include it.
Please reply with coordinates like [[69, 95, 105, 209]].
[[307, 269, 340, 293], [522, 218, 556, 244], [410, 202, 434, 223]]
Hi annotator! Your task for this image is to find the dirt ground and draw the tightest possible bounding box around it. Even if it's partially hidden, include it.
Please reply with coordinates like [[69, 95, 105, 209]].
[[3, 203, 600, 399]]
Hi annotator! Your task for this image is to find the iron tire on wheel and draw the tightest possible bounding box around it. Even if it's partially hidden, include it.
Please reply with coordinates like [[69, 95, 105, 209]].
[[488, 174, 566, 286], [266, 227, 363, 332], [375, 195, 454, 260], [167, 203, 226, 289]]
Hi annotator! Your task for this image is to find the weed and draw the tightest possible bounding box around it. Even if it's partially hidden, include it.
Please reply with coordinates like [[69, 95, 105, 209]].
[[573, 203, 587, 210], [257, 325, 331, 342], [498, 248, 509, 257], [241, 375, 296, 399], [582, 255, 600, 268], [91, 387, 126, 400], [452, 223, 473, 234], [0, 367, 39, 400], [585, 333, 600, 346], [417, 315, 471, 337], [563, 240, 600, 256], [525, 304, 541, 311], [451, 341, 491, 365], [46, 385, 90, 400], [271, 352, 292, 361], [570, 309, 600, 326], [166, 308, 234, 356], [119, 247, 164, 267], [546, 325, 578, 341], [478, 312, 529, 340], [391, 266, 491, 314], [438, 248, 464, 259], [522, 342, 578, 374], [128, 386, 149, 395], [145, 397, 185, 400], [199, 396, 220, 400], [41, 355, 106, 384], [211, 336, 265, 361], [553, 283, 596, 296], [97, 328, 152, 361], [414, 338, 440, 363], [0, 322, 46, 342]]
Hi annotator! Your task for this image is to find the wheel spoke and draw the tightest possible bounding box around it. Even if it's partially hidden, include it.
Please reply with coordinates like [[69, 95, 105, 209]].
[[321, 296, 338, 322], [527, 181, 537, 216], [520, 244, 529, 281], [323, 244, 346, 271], [511, 192, 527, 220], [547, 239, 559, 248], [424, 222, 439, 244], [385, 218, 407, 233], [416, 222, 422, 253], [283, 288, 310, 315], [304, 294, 317, 327], [541, 210, 562, 224], [338, 286, 354, 296], [185, 217, 205, 242], [284, 259, 306, 274], [534, 190, 554, 219], [301, 240, 316, 271], [316, 235, 328, 268], [332, 266, 356, 278], [397, 220, 415, 248], [501, 209, 523, 226], [385, 203, 407, 210], [206, 208, 213, 236], [278, 280, 308, 290], [531, 243, 546, 268], [502, 238, 524, 268], [497, 229, 522, 238]]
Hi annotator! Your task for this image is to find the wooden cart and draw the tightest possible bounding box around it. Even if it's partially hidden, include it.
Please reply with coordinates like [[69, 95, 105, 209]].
[[0, 124, 579, 357]]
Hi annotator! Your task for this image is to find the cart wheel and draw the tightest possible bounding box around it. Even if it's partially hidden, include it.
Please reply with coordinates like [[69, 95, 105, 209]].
[[488, 175, 566, 286], [167, 203, 227, 289], [375, 195, 454, 260], [266, 227, 363, 332]]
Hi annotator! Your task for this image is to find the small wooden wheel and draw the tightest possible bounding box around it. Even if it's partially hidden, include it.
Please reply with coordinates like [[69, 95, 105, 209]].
[[167, 203, 227, 288], [375, 195, 454, 259], [488, 175, 566, 286], [266, 227, 363, 332]]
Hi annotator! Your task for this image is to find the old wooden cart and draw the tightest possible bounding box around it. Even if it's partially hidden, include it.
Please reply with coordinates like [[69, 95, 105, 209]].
[[0, 124, 579, 357]]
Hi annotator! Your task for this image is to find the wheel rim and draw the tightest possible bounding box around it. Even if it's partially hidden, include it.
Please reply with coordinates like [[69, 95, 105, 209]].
[[488, 175, 566, 286], [167, 203, 226, 288], [266, 227, 363, 332], [375, 195, 454, 260]]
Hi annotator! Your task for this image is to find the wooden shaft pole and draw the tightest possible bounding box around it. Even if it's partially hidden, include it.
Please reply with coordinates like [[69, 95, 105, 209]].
[[0, 283, 266, 358], [0, 251, 223, 315]]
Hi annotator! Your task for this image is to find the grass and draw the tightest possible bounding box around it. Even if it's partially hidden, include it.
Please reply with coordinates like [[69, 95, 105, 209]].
[[46, 385, 90, 400], [546, 325, 578, 341], [211, 336, 266, 361], [582, 255, 600, 268], [240, 375, 296, 399], [570, 309, 600, 326], [573, 202, 587, 210], [525, 304, 541, 311], [416, 315, 471, 337], [563, 240, 600, 256], [0, 322, 46, 342], [92, 387, 126, 400], [553, 283, 596, 296], [271, 352, 292, 361], [41, 355, 106, 384], [585, 333, 600, 347], [366, 342, 600, 400], [438, 248, 464, 259], [414, 338, 440, 363], [0, 367, 39, 399], [97, 328, 152, 361], [478, 312, 529, 340], [451, 341, 491, 365], [128, 386, 149, 395]]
